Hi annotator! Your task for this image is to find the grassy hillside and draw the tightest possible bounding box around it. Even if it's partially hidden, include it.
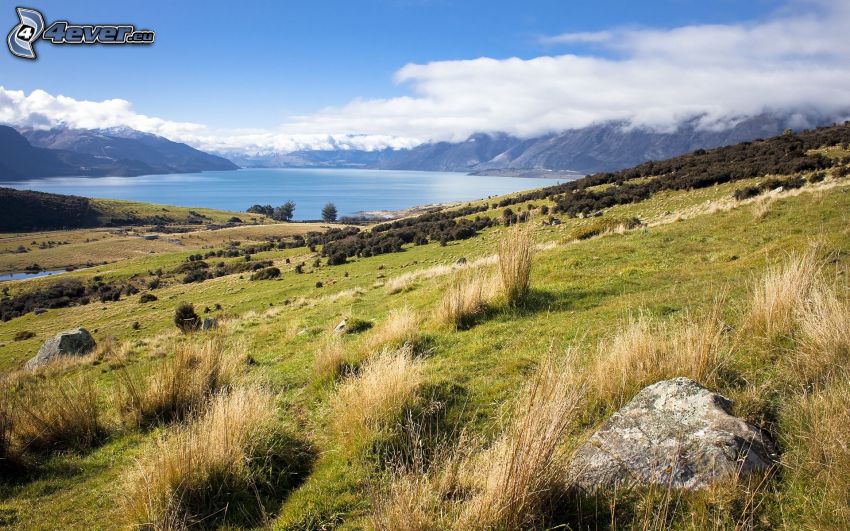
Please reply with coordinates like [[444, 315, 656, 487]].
[[1, 129, 849, 529]]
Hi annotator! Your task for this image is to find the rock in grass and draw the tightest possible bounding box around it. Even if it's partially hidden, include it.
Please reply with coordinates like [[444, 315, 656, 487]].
[[201, 317, 217, 331], [25, 328, 96, 370], [333, 319, 347, 334], [571, 377, 774, 491]]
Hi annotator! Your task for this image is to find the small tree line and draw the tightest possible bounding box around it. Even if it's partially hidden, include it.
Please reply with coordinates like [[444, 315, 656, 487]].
[[246, 201, 339, 222]]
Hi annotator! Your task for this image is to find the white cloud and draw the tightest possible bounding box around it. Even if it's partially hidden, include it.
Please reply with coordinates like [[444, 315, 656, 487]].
[[2, 0, 849, 153]]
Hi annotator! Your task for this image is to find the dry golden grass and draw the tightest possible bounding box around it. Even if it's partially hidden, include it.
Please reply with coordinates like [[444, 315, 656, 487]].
[[313, 335, 349, 381], [363, 307, 421, 354], [385, 275, 416, 295], [744, 250, 820, 343], [124, 386, 279, 529], [117, 338, 246, 427], [590, 310, 727, 409], [498, 223, 535, 306], [330, 345, 423, 451], [781, 377, 850, 528], [751, 194, 777, 220], [370, 429, 472, 531], [784, 284, 850, 388], [11, 376, 107, 453], [459, 353, 584, 529], [371, 354, 586, 530], [436, 274, 498, 330]]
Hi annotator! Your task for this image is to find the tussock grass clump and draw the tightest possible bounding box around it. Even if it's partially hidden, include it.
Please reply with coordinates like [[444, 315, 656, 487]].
[[744, 250, 819, 343], [498, 224, 535, 306], [370, 428, 472, 531], [373, 354, 585, 530], [118, 338, 245, 427], [459, 354, 584, 529], [786, 284, 850, 388], [591, 310, 727, 409], [436, 274, 498, 330], [781, 377, 850, 528], [125, 386, 286, 529], [385, 275, 416, 295], [364, 307, 421, 354], [751, 194, 776, 220], [12, 376, 107, 453], [313, 335, 349, 381], [330, 345, 423, 451]]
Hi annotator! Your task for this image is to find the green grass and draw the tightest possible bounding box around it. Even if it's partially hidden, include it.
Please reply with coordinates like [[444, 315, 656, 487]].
[[0, 174, 848, 528]]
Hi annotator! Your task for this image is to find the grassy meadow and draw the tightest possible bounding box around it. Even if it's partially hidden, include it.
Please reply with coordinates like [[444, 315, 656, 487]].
[[0, 166, 848, 529]]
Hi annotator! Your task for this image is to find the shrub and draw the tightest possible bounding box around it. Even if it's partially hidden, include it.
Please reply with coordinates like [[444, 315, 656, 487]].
[[250, 266, 281, 281], [139, 293, 158, 304], [182, 269, 210, 284], [498, 224, 534, 305], [328, 252, 347, 266], [174, 302, 200, 333], [124, 386, 295, 528], [118, 339, 245, 427], [330, 346, 423, 451]]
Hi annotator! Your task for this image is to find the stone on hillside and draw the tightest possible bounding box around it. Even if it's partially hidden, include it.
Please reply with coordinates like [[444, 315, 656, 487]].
[[455, 257, 467, 265], [201, 317, 217, 331], [25, 328, 96, 370], [570, 377, 774, 491], [333, 319, 347, 334]]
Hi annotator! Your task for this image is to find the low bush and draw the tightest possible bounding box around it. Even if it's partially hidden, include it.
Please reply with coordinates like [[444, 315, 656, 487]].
[[174, 302, 200, 333], [250, 266, 281, 281], [139, 293, 158, 304]]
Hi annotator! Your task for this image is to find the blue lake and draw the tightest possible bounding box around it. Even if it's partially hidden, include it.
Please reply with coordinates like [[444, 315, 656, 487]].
[[4, 168, 559, 220]]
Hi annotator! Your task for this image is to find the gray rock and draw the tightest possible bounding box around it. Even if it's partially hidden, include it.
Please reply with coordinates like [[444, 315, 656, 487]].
[[201, 317, 217, 331], [455, 257, 467, 265], [570, 378, 774, 491], [25, 328, 96, 370], [333, 319, 347, 334], [33, 308, 47, 315]]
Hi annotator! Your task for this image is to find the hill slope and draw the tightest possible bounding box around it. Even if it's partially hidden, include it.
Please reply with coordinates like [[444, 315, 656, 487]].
[[1, 125, 849, 529], [0, 126, 238, 181]]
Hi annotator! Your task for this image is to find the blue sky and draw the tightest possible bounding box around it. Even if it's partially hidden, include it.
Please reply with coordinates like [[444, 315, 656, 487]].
[[1, 0, 847, 154], [3, 1, 783, 128]]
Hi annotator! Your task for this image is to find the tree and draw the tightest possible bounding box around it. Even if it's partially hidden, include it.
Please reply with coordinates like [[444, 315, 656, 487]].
[[321, 202, 338, 222], [273, 201, 296, 222]]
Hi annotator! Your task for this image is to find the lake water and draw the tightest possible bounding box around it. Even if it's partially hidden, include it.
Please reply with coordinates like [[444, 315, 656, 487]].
[[3, 168, 559, 220], [0, 269, 67, 282]]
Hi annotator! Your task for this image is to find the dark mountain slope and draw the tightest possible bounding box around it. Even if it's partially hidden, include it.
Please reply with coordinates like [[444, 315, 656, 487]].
[[22, 127, 238, 174]]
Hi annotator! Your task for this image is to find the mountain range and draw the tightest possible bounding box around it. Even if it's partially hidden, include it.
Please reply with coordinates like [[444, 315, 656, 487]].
[[1, 112, 846, 181], [0, 126, 237, 181], [226, 113, 845, 174]]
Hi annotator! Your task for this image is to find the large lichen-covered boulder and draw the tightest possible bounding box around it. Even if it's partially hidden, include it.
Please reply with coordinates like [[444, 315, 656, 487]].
[[25, 328, 96, 370], [571, 377, 774, 491]]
